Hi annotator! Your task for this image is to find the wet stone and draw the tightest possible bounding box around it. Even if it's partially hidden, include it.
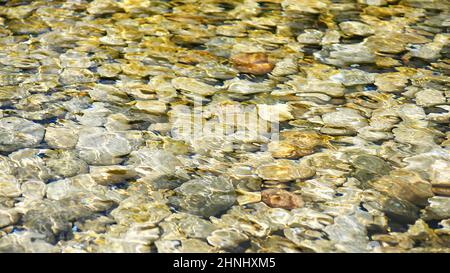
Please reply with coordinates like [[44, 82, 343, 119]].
[[230, 52, 274, 75], [0, 117, 45, 152], [169, 176, 236, 218], [331, 69, 376, 87], [0, 207, 20, 228], [261, 189, 304, 210], [314, 43, 376, 67], [415, 89, 446, 107], [370, 170, 434, 206], [171, 77, 218, 97], [44, 126, 79, 150], [206, 228, 249, 250], [256, 160, 315, 182], [324, 215, 369, 253], [339, 21, 374, 37], [0, 174, 21, 198], [0, 231, 59, 253], [76, 131, 135, 165], [351, 154, 392, 184], [422, 196, 450, 221], [21, 180, 46, 200]]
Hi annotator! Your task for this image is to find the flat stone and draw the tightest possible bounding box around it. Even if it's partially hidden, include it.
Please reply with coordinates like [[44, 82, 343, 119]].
[[0, 117, 45, 152]]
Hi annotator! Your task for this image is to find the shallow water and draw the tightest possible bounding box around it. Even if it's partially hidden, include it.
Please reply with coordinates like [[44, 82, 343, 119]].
[[0, 0, 449, 253]]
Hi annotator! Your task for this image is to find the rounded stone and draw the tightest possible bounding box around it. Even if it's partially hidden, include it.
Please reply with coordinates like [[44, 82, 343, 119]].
[[0, 117, 45, 152]]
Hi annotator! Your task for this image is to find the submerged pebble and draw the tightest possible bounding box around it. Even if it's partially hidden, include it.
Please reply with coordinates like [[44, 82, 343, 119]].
[[0, 117, 45, 152]]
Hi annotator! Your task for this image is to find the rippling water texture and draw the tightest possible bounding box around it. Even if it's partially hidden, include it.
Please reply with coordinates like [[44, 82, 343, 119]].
[[0, 0, 449, 253]]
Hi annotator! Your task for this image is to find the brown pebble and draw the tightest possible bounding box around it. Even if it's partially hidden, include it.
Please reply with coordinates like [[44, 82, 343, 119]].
[[261, 189, 304, 209], [432, 186, 450, 197], [230, 52, 274, 75]]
